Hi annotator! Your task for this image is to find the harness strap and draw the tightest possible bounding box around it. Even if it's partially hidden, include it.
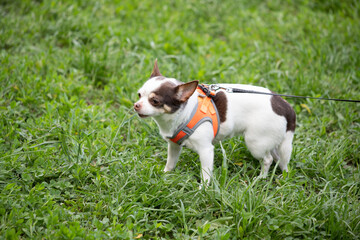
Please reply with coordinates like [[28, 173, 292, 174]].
[[169, 86, 220, 145]]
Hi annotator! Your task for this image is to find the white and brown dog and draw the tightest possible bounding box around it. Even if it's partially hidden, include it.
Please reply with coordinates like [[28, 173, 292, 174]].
[[134, 60, 296, 186]]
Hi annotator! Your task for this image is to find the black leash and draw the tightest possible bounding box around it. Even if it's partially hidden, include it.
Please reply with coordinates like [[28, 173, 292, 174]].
[[207, 84, 360, 103]]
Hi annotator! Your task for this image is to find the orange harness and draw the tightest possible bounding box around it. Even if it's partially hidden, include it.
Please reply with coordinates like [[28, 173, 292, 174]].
[[169, 85, 220, 145]]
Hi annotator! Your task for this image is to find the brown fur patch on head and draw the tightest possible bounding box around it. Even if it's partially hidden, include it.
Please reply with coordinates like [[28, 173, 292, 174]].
[[271, 95, 296, 132], [151, 81, 183, 113], [213, 91, 228, 123]]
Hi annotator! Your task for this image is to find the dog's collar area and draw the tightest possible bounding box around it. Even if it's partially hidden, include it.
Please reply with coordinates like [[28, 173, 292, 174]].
[[168, 86, 220, 145]]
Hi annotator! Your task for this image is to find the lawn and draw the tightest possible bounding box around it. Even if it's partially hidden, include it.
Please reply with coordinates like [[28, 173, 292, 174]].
[[1, 0, 359, 239]]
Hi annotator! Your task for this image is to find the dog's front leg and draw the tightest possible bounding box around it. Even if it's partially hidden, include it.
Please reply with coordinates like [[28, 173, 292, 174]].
[[164, 142, 182, 172], [198, 145, 214, 187]]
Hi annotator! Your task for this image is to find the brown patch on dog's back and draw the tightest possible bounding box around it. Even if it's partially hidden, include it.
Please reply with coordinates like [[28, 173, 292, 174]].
[[271, 95, 296, 132], [213, 91, 227, 123]]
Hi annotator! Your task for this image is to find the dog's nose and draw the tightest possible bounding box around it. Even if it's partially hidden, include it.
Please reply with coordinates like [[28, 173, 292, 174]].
[[134, 102, 141, 111]]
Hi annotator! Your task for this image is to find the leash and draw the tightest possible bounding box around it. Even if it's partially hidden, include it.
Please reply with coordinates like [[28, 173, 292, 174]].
[[206, 84, 360, 103]]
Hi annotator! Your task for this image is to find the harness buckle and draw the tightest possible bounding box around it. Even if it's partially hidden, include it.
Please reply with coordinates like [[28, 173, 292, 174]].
[[198, 84, 216, 98]]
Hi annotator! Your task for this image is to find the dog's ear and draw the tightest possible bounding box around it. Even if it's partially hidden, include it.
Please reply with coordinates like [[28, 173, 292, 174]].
[[150, 59, 162, 78], [175, 80, 199, 102]]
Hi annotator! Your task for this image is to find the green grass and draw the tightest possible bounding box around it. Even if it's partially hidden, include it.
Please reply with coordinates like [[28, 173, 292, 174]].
[[1, 0, 360, 239]]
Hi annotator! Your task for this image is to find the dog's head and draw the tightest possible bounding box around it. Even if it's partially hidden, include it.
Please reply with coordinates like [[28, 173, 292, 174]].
[[134, 60, 198, 118]]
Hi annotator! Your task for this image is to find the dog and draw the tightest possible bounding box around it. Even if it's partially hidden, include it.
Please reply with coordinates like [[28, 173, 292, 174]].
[[134, 60, 296, 186]]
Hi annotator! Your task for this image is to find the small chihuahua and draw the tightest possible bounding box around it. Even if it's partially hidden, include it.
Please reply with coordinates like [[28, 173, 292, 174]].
[[134, 60, 296, 186]]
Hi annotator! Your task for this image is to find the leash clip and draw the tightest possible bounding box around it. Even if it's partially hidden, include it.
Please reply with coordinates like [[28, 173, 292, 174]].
[[209, 84, 220, 91], [210, 84, 233, 93], [225, 87, 233, 93]]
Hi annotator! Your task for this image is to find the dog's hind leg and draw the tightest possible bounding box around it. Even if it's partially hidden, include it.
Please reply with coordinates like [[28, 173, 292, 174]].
[[277, 131, 294, 172], [259, 152, 273, 178], [244, 135, 273, 177], [271, 149, 280, 162], [244, 134, 275, 177]]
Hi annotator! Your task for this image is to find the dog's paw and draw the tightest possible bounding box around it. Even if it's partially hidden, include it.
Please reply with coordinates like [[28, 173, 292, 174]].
[[259, 174, 267, 179], [199, 183, 205, 190], [255, 173, 268, 181], [198, 180, 211, 190]]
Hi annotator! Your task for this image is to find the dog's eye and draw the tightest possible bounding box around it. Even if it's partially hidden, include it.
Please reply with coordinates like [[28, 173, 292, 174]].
[[138, 93, 141, 98], [150, 98, 161, 106]]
